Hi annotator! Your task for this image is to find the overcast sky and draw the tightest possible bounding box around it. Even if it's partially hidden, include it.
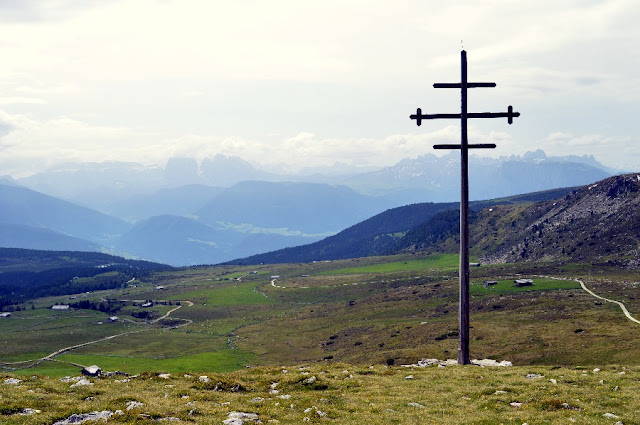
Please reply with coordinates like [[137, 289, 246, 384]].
[[0, 0, 638, 176]]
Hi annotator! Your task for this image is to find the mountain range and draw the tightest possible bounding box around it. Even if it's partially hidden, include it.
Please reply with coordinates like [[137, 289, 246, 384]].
[[0, 150, 622, 266], [228, 174, 640, 269]]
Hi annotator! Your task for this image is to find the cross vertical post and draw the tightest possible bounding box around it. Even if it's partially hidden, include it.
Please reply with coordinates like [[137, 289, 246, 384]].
[[459, 50, 470, 365], [410, 50, 519, 365]]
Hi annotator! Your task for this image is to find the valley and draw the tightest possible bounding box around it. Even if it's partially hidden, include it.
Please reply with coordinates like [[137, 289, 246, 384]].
[[0, 173, 639, 423], [0, 253, 639, 423], [2, 253, 638, 376]]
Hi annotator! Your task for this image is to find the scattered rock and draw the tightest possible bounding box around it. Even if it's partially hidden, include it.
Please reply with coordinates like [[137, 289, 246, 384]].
[[603, 413, 620, 419], [494, 390, 507, 395], [550, 379, 558, 384], [126, 401, 144, 410], [472, 359, 513, 367], [52, 411, 114, 425], [158, 373, 171, 379], [223, 411, 262, 424], [408, 402, 424, 408], [70, 379, 93, 388], [306, 406, 327, 417], [304, 376, 317, 385], [4, 378, 21, 385], [404, 358, 512, 368], [198, 376, 211, 383], [103, 371, 128, 378], [19, 408, 41, 415], [405, 375, 414, 380], [278, 394, 292, 400], [510, 402, 523, 408], [593, 368, 601, 373], [525, 373, 543, 379], [60, 376, 84, 383]]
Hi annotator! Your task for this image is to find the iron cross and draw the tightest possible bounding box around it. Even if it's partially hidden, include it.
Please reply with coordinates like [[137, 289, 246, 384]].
[[410, 50, 520, 365]]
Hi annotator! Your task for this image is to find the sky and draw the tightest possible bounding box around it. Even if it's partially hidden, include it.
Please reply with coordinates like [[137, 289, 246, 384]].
[[0, 0, 638, 177]]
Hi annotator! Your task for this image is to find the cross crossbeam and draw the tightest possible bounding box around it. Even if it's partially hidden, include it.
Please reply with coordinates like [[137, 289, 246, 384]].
[[410, 50, 519, 365], [410, 107, 520, 126]]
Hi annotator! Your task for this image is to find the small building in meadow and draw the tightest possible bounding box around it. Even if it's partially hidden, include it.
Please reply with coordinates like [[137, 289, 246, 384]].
[[82, 365, 102, 377], [109, 316, 119, 322], [51, 305, 70, 310], [0, 312, 11, 318], [514, 279, 533, 287]]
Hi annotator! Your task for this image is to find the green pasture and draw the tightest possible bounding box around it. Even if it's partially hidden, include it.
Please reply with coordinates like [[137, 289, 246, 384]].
[[318, 254, 461, 276], [169, 281, 274, 306], [471, 278, 580, 295]]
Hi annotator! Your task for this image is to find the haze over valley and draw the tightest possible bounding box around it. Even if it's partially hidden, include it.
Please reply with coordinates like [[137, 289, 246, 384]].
[[0, 150, 614, 266]]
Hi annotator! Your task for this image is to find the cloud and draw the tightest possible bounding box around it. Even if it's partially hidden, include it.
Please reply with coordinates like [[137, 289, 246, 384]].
[[0, 1, 98, 22]]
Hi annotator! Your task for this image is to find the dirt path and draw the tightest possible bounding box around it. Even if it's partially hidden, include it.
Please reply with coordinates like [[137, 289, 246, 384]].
[[575, 278, 640, 325], [8, 300, 196, 369]]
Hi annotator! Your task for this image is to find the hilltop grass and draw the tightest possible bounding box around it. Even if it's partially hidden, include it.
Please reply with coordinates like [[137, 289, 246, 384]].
[[1, 364, 639, 424]]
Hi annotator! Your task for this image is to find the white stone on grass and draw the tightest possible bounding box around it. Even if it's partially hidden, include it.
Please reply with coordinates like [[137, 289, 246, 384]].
[[223, 411, 262, 424], [70, 379, 93, 387], [525, 373, 543, 379], [52, 411, 114, 425], [126, 401, 144, 410]]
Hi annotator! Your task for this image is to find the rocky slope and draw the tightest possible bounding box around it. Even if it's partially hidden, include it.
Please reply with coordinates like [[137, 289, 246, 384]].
[[472, 173, 640, 267]]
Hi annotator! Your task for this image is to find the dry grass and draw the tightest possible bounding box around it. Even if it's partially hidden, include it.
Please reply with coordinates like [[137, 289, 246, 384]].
[[1, 363, 638, 424]]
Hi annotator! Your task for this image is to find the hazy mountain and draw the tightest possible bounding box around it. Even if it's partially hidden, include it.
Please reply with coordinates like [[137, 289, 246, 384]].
[[225, 186, 578, 265], [18, 161, 165, 210], [0, 223, 100, 252], [15, 150, 614, 213], [0, 184, 129, 246], [108, 184, 224, 222], [115, 214, 320, 266], [343, 151, 611, 203], [164, 157, 202, 187], [200, 154, 277, 186], [196, 181, 389, 234]]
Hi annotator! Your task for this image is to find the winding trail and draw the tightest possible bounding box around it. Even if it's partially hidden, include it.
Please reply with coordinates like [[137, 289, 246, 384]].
[[575, 278, 640, 325]]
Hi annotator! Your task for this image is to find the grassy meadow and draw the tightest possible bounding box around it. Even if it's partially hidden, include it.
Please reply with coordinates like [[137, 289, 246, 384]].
[[1, 252, 639, 422]]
